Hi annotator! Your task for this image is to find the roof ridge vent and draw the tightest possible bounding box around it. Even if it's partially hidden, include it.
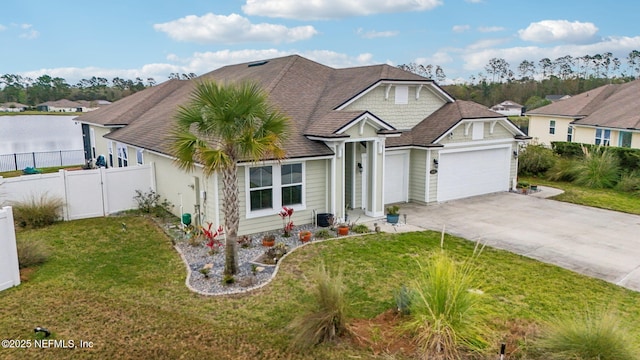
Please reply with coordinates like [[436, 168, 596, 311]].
[[248, 60, 269, 68]]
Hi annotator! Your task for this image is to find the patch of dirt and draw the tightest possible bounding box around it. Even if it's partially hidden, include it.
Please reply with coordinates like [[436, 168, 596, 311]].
[[347, 308, 417, 358], [20, 267, 36, 282]]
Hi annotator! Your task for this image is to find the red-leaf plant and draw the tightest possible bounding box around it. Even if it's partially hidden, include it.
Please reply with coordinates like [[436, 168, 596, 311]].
[[202, 222, 224, 253], [278, 206, 294, 237]]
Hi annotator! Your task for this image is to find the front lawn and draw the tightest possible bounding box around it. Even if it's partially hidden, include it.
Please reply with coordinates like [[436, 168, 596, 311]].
[[1, 216, 639, 359], [520, 176, 640, 215]]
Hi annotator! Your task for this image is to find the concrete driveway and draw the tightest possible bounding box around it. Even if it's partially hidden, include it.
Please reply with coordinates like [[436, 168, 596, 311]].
[[395, 188, 640, 292]]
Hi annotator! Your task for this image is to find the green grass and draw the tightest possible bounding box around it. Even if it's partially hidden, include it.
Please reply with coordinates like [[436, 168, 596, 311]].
[[1, 217, 640, 359], [0, 166, 82, 179], [520, 176, 640, 215]]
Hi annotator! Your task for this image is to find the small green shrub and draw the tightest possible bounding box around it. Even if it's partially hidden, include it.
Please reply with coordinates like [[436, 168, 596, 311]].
[[518, 144, 557, 176], [351, 224, 370, 234], [394, 285, 412, 316], [545, 157, 580, 182], [616, 171, 640, 194], [406, 251, 489, 359], [16, 238, 50, 268], [551, 141, 585, 158], [314, 228, 334, 239], [11, 194, 64, 228], [572, 147, 620, 189], [133, 189, 173, 216], [532, 308, 639, 360], [288, 263, 349, 350]]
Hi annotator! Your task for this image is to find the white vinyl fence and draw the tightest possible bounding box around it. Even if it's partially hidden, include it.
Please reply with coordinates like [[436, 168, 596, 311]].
[[0, 206, 20, 292], [0, 164, 156, 220]]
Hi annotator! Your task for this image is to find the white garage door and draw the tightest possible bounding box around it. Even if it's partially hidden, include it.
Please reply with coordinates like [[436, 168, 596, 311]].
[[384, 152, 408, 204], [437, 147, 510, 202]]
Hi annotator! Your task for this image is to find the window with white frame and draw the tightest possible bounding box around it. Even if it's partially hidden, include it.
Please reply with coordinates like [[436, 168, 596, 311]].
[[136, 149, 144, 165], [281, 163, 302, 206], [549, 120, 556, 135], [595, 128, 611, 146], [247, 162, 304, 215], [116, 143, 128, 167], [567, 126, 573, 142], [619, 131, 632, 148], [107, 142, 114, 167], [249, 166, 273, 211]]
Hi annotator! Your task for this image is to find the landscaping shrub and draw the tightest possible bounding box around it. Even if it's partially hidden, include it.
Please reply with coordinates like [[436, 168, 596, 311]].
[[518, 144, 557, 176], [133, 189, 173, 216], [405, 251, 490, 360], [553, 141, 640, 172], [288, 262, 349, 350], [571, 147, 620, 189], [11, 194, 64, 228], [314, 228, 334, 239], [616, 171, 640, 194], [532, 308, 639, 360], [551, 141, 585, 158], [545, 157, 580, 182], [351, 224, 370, 234], [16, 238, 50, 268]]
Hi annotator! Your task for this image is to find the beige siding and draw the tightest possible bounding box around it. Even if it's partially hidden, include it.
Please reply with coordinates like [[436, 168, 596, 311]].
[[90, 125, 111, 160], [236, 159, 329, 235], [528, 115, 572, 146], [409, 149, 426, 203], [572, 126, 595, 145], [632, 133, 640, 149], [343, 85, 445, 130]]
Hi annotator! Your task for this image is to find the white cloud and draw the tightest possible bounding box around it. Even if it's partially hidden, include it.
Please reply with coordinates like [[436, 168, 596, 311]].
[[242, 0, 442, 20], [467, 38, 510, 50], [15, 49, 377, 85], [478, 26, 505, 33], [153, 13, 317, 44], [518, 20, 599, 44], [465, 0, 483, 3], [356, 28, 399, 39], [452, 25, 470, 33], [18, 24, 39, 39], [415, 51, 453, 66], [461, 35, 640, 74], [0, 24, 6, 31]]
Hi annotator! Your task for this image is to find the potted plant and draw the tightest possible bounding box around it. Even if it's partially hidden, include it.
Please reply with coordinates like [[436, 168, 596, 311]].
[[337, 223, 349, 236], [262, 234, 276, 247], [386, 205, 400, 224], [299, 230, 312, 243]]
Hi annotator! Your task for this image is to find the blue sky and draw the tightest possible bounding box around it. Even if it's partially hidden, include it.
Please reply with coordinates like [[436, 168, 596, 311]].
[[2, 0, 640, 85]]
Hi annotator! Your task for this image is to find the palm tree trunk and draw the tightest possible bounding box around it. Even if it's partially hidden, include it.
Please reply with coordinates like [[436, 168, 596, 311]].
[[222, 162, 240, 275]]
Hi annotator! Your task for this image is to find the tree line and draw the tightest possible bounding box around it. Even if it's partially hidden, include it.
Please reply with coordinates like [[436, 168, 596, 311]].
[[400, 50, 640, 109], [0, 72, 199, 106]]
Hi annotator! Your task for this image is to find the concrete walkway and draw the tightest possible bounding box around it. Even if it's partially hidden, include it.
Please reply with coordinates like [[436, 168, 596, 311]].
[[368, 188, 640, 292]]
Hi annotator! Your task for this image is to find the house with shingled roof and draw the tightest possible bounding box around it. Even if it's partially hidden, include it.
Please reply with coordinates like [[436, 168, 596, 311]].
[[75, 55, 528, 234], [527, 80, 640, 149]]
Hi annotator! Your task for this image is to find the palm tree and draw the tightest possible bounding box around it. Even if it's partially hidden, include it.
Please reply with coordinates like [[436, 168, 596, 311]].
[[171, 80, 289, 275]]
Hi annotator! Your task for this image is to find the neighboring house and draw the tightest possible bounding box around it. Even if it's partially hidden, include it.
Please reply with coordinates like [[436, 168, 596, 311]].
[[0, 102, 28, 112], [527, 80, 640, 149], [76, 55, 528, 235], [36, 99, 108, 112], [545, 94, 571, 102], [490, 100, 524, 116]]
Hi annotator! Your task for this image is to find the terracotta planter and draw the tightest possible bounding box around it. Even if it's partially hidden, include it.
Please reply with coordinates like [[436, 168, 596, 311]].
[[299, 231, 312, 243], [337, 226, 349, 236], [262, 237, 275, 247]]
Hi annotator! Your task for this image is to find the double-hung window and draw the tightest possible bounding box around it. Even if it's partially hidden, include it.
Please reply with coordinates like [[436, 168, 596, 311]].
[[116, 143, 128, 167], [281, 164, 302, 206], [549, 120, 556, 135], [136, 149, 144, 165], [595, 128, 611, 146], [619, 131, 632, 148], [567, 126, 573, 142], [247, 163, 304, 216]]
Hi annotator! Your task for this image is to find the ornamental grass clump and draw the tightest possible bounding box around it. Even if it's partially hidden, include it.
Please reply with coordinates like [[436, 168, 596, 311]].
[[11, 194, 64, 228], [288, 262, 349, 350], [405, 250, 490, 360], [532, 307, 639, 360], [572, 146, 621, 189]]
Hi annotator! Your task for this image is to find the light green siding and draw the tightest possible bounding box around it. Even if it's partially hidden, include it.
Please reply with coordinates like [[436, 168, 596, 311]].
[[439, 120, 514, 145], [427, 149, 438, 204], [409, 149, 426, 203], [235, 159, 329, 235], [343, 85, 445, 130]]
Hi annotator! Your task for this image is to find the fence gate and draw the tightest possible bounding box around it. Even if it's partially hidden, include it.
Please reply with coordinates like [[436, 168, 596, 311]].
[[64, 169, 105, 220], [0, 206, 21, 292]]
